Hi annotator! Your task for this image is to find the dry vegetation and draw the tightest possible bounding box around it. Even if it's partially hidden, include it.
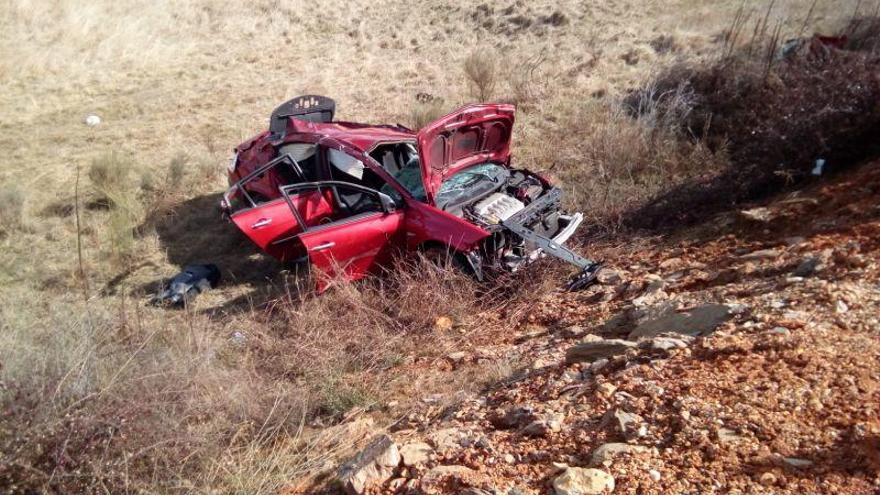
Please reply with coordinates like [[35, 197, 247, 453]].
[[0, 0, 870, 493]]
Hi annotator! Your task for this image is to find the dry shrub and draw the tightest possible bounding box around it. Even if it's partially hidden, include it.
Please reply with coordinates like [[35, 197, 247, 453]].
[[842, 16, 880, 52], [88, 153, 143, 265], [537, 85, 725, 230], [649, 34, 678, 54], [0, 291, 309, 494], [625, 43, 880, 229], [463, 50, 497, 101], [88, 152, 130, 207], [257, 257, 487, 418], [409, 100, 446, 130], [0, 185, 24, 234], [378, 254, 481, 331], [508, 53, 545, 109]]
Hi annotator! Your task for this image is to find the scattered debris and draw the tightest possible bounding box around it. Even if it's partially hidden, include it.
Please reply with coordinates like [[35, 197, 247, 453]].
[[739, 206, 774, 222], [84, 114, 102, 127], [782, 457, 814, 469], [435, 316, 455, 331], [150, 264, 220, 307]]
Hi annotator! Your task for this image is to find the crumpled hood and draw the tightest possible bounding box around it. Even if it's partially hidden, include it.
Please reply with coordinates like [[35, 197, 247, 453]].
[[417, 104, 515, 202]]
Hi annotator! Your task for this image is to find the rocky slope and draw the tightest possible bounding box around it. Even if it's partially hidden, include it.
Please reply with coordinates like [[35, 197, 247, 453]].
[[318, 160, 880, 494]]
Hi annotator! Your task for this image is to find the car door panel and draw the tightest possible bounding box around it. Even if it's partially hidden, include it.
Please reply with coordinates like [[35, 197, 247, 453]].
[[403, 200, 490, 252], [230, 199, 301, 260], [230, 188, 336, 261], [280, 181, 405, 290], [299, 211, 404, 287]]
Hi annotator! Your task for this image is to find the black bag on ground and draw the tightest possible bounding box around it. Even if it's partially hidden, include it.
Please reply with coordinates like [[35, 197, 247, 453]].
[[151, 264, 221, 307]]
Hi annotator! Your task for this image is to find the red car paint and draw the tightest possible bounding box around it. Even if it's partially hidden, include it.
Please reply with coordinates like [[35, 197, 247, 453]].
[[223, 101, 544, 289], [416, 104, 514, 202]]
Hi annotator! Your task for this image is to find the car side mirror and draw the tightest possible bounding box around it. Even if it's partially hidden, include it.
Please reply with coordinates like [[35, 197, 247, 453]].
[[378, 192, 397, 213]]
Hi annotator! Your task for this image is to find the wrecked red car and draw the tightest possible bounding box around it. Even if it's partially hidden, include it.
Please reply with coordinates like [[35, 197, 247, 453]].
[[222, 95, 599, 289]]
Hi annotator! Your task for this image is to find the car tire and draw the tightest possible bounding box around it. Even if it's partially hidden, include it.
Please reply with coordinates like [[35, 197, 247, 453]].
[[422, 245, 473, 276]]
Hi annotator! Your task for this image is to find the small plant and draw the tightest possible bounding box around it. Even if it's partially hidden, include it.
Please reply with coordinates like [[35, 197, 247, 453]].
[[0, 185, 24, 234], [463, 50, 497, 101], [315, 375, 374, 418], [409, 100, 446, 130], [88, 152, 131, 207], [88, 152, 142, 265], [167, 152, 187, 187]]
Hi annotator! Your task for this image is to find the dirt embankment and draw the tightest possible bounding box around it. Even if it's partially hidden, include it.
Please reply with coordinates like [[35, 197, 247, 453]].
[[318, 158, 880, 494]]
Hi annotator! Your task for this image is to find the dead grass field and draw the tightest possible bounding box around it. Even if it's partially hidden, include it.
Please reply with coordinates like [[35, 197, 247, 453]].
[[0, 0, 863, 492]]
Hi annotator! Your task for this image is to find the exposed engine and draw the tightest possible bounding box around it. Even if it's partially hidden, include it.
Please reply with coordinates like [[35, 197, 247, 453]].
[[472, 193, 525, 224], [449, 169, 567, 271], [461, 170, 546, 224]]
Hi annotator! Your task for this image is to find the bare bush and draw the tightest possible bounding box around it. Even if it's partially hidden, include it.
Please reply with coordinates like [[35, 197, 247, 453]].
[[843, 15, 880, 52], [409, 100, 446, 130], [509, 53, 545, 109], [463, 50, 497, 101]]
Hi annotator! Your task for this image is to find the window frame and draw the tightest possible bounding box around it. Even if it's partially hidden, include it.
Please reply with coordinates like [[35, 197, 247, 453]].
[[278, 181, 392, 236], [365, 140, 426, 202], [223, 153, 306, 214]]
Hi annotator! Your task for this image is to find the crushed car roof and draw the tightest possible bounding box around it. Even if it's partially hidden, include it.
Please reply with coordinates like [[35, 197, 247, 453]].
[[286, 119, 415, 152]]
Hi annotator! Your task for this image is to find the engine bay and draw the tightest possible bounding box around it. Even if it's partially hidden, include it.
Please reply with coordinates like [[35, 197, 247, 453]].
[[438, 166, 571, 270]]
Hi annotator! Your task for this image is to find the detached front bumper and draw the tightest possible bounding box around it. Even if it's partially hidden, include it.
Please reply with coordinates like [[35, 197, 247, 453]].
[[500, 190, 600, 289], [527, 212, 583, 262]]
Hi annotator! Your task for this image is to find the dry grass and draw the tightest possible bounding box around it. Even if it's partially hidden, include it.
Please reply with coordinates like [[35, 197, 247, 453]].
[[409, 100, 448, 130], [524, 88, 726, 230], [0, 185, 23, 235], [87, 153, 144, 265], [0, 0, 865, 492]]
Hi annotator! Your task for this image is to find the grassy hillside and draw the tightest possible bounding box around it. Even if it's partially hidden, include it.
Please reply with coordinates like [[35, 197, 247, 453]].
[[0, 0, 863, 492]]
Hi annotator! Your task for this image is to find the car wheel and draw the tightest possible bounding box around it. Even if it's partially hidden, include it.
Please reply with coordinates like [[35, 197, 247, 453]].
[[422, 246, 473, 276]]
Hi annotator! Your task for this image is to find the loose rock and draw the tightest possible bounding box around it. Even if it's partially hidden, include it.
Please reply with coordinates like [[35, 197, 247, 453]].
[[793, 256, 822, 277], [629, 303, 732, 339], [565, 337, 638, 364], [399, 441, 433, 467], [602, 408, 647, 441], [553, 467, 615, 495], [590, 442, 649, 466], [337, 435, 401, 495]]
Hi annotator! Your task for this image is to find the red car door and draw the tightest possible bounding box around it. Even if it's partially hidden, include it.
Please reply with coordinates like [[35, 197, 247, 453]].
[[281, 182, 404, 289], [225, 152, 337, 261], [229, 189, 337, 262], [230, 198, 302, 261]]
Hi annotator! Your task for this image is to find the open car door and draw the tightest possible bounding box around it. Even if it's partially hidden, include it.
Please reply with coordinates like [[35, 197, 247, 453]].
[[224, 153, 330, 261], [280, 182, 404, 290]]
